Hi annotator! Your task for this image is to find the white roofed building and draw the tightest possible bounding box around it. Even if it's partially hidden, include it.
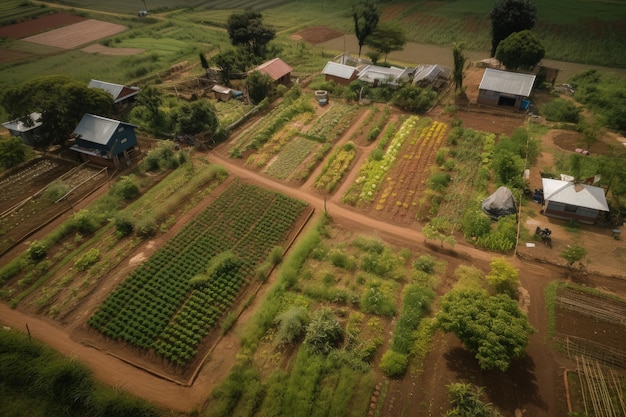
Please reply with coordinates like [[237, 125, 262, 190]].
[[541, 178, 609, 225]]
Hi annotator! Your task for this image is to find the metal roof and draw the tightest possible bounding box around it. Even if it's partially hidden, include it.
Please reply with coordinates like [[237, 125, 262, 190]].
[[2, 112, 42, 132], [253, 58, 292, 81], [542, 178, 609, 211], [88, 79, 139, 103], [322, 62, 357, 79], [357, 65, 410, 85], [72, 114, 135, 146], [211, 85, 232, 94], [479, 68, 536, 96], [412, 64, 451, 83]]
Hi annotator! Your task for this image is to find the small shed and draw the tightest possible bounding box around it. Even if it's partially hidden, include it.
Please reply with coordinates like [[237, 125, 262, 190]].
[[541, 178, 609, 225], [70, 114, 138, 168], [477, 68, 535, 108], [88, 79, 140, 110], [252, 57, 292, 85], [321, 62, 358, 85], [211, 84, 232, 101], [412, 64, 451, 90], [2, 112, 43, 146]]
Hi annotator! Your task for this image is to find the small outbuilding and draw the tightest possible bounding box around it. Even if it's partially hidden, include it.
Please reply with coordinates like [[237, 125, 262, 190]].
[[477, 68, 535, 109], [252, 57, 292, 85], [88, 79, 140, 110], [211, 84, 232, 101], [357, 64, 411, 87], [70, 114, 138, 168], [541, 178, 609, 225], [2, 112, 43, 146], [481, 186, 518, 221], [412, 64, 451, 90], [321, 62, 358, 85]]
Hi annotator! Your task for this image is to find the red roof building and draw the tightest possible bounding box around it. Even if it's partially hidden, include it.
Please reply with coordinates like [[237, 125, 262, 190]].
[[252, 58, 292, 85]]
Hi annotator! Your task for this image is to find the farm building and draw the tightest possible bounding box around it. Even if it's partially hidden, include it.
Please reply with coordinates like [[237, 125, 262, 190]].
[[252, 57, 292, 85], [211, 84, 233, 101], [2, 112, 43, 146], [412, 64, 451, 90], [70, 114, 138, 168], [88, 79, 140, 110], [357, 64, 412, 87], [322, 61, 358, 85], [477, 68, 535, 109], [541, 178, 609, 225]]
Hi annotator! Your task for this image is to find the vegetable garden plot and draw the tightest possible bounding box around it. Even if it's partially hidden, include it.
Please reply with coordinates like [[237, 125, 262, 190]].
[[89, 180, 308, 366]]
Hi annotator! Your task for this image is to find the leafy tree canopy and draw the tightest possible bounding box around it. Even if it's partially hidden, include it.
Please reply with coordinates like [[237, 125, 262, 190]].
[[489, 0, 537, 57], [452, 42, 468, 93], [437, 288, 535, 371], [486, 257, 519, 298], [392, 85, 437, 113], [364, 22, 406, 62], [495, 29, 545, 71], [0, 136, 27, 169], [560, 244, 588, 269], [351, 0, 380, 57], [211, 48, 256, 85], [0, 76, 113, 148], [173, 99, 219, 137], [226, 11, 275, 56], [246, 70, 275, 105]]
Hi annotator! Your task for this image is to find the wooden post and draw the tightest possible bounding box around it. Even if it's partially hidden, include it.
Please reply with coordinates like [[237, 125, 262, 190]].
[[26, 323, 31, 338]]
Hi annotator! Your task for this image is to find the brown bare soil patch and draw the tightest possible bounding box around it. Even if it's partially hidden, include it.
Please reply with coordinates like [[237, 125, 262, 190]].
[[0, 48, 34, 65], [0, 12, 86, 39], [380, 2, 411, 20], [291, 26, 343, 44], [81, 44, 145, 56], [23, 19, 127, 49]]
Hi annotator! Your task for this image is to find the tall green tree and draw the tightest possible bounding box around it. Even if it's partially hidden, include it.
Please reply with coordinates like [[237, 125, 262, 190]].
[[173, 99, 219, 137], [489, 0, 537, 57], [211, 48, 254, 85], [246, 70, 275, 104], [0, 136, 27, 169], [226, 11, 275, 56], [0, 76, 113, 148], [495, 29, 545, 70], [351, 0, 380, 57], [364, 22, 406, 62], [452, 42, 468, 92], [486, 257, 520, 298], [437, 288, 535, 371]]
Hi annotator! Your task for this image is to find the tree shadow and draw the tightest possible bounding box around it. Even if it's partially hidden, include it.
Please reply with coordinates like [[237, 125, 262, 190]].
[[444, 347, 547, 412]]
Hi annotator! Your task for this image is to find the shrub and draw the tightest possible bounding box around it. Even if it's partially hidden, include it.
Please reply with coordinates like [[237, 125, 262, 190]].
[[541, 98, 581, 123], [303, 307, 343, 355], [135, 217, 157, 238], [112, 175, 140, 201], [379, 350, 408, 377], [42, 181, 70, 203], [113, 214, 134, 238], [69, 210, 100, 235], [360, 283, 396, 317], [413, 255, 437, 274], [428, 172, 451, 191], [273, 306, 309, 347], [74, 249, 100, 271], [329, 250, 356, 270], [268, 246, 283, 266], [28, 241, 47, 261]]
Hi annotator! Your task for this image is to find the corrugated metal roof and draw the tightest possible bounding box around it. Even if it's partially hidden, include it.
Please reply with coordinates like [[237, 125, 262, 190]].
[[72, 114, 134, 146], [2, 112, 42, 132], [88, 79, 139, 103], [412, 64, 450, 83], [253, 58, 292, 81], [357, 65, 409, 85], [479, 68, 535, 96], [542, 178, 609, 211], [322, 62, 357, 79], [211, 85, 231, 94]]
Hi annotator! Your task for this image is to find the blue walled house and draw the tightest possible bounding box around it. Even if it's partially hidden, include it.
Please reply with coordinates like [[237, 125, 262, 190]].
[[70, 114, 138, 168]]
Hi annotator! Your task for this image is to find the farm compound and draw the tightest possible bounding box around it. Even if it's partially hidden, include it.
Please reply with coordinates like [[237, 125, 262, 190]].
[[70, 114, 138, 168]]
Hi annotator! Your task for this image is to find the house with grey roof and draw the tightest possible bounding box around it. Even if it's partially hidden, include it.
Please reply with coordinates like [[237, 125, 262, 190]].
[[477, 68, 535, 109], [70, 114, 138, 168], [322, 62, 358, 85], [88, 79, 140, 110], [357, 64, 412, 87], [541, 178, 609, 224]]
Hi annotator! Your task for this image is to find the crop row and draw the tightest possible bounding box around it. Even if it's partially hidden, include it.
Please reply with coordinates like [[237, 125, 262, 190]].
[[89, 181, 308, 365], [304, 102, 360, 142], [265, 137, 318, 180], [314, 142, 357, 192], [344, 116, 420, 205], [376, 120, 448, 212], [246, 112, 315, 168]]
